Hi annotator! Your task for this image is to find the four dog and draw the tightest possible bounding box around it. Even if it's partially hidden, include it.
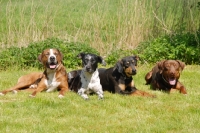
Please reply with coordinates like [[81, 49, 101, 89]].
[[0, 48, 188, 99], [98, 56, 156, 97], [68, 53, 106, 100], [145, 60, 187, 94], [0, 48, 69, 98]]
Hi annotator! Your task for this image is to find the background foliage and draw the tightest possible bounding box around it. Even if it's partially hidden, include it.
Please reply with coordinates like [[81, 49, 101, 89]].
[[137, 31, 200, 64], [0, 38, 98, 70], [0, 0, 199, 56]]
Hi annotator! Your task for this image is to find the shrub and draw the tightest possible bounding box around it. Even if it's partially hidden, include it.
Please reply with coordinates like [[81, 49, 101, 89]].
[[136, 31, 200, 65], [0, 38, 99, 70]]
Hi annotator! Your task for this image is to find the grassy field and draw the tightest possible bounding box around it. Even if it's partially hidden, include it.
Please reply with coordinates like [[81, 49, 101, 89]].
[[0, 65, 200, 133], [0, 0, 199, 55]]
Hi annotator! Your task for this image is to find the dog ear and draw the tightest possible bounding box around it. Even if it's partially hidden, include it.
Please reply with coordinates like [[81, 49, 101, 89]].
[[57, 49, 63, 61], [113, 60, 123, 73], [176, 60, 185, 71], [38, 53, 42, 63], [77, 53, 85, 59], [97, 56, 106, 66], [133, 55, 139, 66], [157, 60, 166, 74]]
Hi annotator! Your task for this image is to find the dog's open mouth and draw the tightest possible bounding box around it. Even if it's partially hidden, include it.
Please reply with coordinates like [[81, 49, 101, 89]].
[[49, 62, 57, 69], [169, 78, 176, 85]]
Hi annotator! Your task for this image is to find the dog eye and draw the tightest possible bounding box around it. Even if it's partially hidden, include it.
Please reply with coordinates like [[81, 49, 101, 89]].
[[45, 53, 50, 56]]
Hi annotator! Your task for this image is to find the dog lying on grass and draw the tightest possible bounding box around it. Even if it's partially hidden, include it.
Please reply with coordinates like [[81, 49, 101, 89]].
[[68, 53, 106, 100], [98, 55, 156, 97], [0, 48, 69, 98], [145, 60, 187, 94]]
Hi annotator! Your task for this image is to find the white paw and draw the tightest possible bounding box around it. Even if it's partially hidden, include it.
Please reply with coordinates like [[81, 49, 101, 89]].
[[98, 95, 104, 100], [0, 92, 5, 96], [29, 84, 37, 89], [82, 94, 89, 100], [29, 94, 35, 98], [58, 94, 64, 98], [12, 90, 18, 94]]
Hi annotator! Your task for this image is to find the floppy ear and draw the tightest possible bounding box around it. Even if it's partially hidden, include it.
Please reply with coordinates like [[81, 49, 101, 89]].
[[133, 55, 139, 66], [77, 52, 85, 59], [38, 53, 42, 63], [157, 60, 166, 74], [176, 60, 185, 71], [57, 49, 63, 61], [97, 56, 106, 66], [113, 60, 123, 73]]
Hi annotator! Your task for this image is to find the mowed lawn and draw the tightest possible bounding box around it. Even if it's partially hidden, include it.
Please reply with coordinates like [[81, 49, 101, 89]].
[[0, 65, 200, 133]]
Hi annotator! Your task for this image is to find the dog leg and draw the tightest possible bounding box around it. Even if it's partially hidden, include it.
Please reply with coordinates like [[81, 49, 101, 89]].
[[29, 80, 47, 97], [93, 86, 104, 99], [174, 82, 187, 94], [96, 91, 103, 100], [0, 81, 31, 96], [145, 71, 152, 85], [78, 88, 89, 100], [58, 87, 69, 98]]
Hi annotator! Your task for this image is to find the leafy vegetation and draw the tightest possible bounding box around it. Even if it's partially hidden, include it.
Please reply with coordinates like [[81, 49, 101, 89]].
[[136, 31, 200, 64], [0, 38, 98, 70], [0, 0, 199, 55]]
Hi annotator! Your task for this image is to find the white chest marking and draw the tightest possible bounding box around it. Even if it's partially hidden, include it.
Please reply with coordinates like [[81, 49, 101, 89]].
[[45, 72, 60, 92], [80, 70, 101, 92]]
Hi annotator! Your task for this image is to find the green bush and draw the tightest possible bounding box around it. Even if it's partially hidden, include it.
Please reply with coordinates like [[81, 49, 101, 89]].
[[0, 38, 99, 70], [105, 49, 137, 65], [136, 31, 200, 64]]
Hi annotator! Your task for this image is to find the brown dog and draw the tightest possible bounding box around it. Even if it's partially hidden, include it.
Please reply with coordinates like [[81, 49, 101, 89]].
[[145, 60, 187, 94], [0, 48, 69, 98]]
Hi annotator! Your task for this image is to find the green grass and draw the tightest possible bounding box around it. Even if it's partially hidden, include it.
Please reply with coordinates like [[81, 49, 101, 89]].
[[0, 65, 200, 133]]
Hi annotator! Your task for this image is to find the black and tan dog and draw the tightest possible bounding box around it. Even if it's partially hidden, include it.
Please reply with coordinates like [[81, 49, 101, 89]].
[[145, 60, 187, 94], [98, 55, 155, 97], [0, 48, 69, 98]]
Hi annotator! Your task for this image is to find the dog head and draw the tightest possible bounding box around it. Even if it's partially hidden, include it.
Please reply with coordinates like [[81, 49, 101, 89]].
[[157, 60, 185, 85], [38, 48, 63, 70], [77, 53, 106, 73], [114, 55, 139, 77]]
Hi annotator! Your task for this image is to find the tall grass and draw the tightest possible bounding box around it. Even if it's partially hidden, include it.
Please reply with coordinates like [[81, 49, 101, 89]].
[[0, 0, 199, 55]]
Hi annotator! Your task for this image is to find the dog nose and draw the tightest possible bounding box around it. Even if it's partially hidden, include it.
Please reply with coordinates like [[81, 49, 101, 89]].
[[132, 69, 136, 74], [86, 66, 90, 71], [50, 56, 55, 61]]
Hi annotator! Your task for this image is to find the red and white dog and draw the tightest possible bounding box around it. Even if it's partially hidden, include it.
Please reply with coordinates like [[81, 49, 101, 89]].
[[0, 48, 69, 98]]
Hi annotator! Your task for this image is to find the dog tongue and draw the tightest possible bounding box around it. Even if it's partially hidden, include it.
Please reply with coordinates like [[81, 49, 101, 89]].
[[50, 65, 56, 69], [169, 79, 176, 85]]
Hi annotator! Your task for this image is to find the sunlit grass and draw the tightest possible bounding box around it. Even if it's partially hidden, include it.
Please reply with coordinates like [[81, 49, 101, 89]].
[[0, 65, 200, 132]]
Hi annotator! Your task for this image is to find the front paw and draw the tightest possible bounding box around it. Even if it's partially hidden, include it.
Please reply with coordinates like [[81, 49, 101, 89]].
[[29, 94, 35, 98], [58, 94, 64, 98], [0, 92, 5, 96]]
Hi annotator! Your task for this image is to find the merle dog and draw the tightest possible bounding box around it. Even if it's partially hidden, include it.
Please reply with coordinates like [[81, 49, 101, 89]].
[[68, 53, 106, 100]]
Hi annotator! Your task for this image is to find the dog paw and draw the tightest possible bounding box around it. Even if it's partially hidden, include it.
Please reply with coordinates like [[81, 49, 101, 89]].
[[98, 95, 104, 100], [12, 90, 18, 94], [58, 94, 64, 98], [29, 84, 37, 89], [84, 97, 89, 100], [29, 94, 35, 98], [0, 92, 5, 96]]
